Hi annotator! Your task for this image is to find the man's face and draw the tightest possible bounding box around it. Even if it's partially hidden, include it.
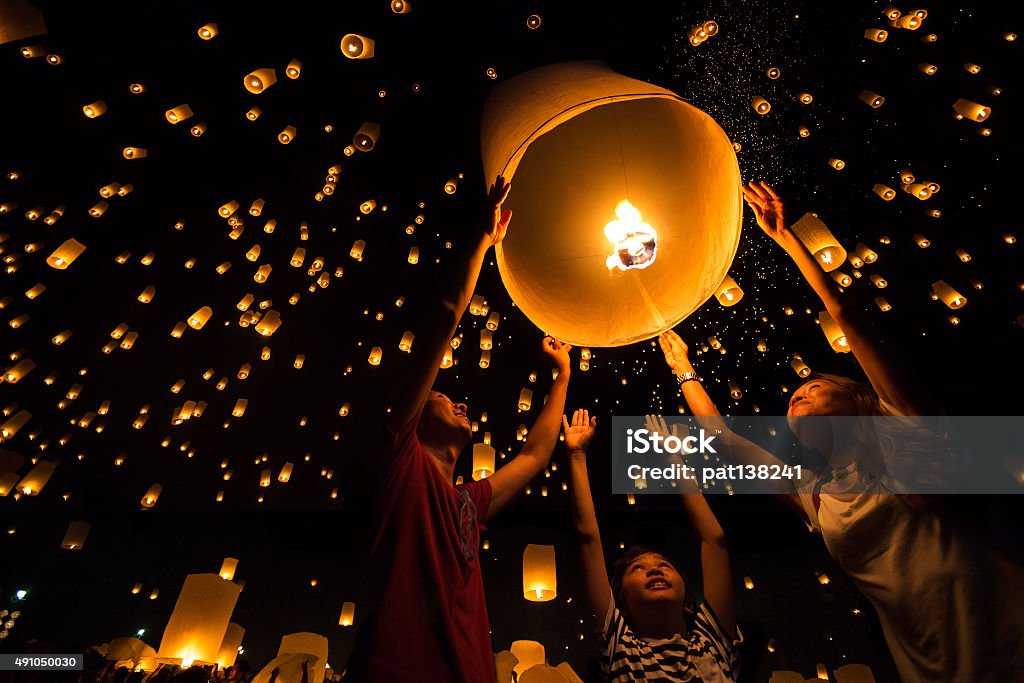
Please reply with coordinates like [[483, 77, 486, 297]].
[[418, 391, 472, 447]]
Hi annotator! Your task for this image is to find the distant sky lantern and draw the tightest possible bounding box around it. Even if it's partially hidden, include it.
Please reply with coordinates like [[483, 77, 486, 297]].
[[797, 92, 813, 104], [141, 483, 162, 508], [353, 122, 380, 151], [964, 62, 981, 75], [359, 200, 376, 214], [906, 183, 932, 200], [473, 443, 495, 480], [518, 388, 533, 411], [341, 34, 375, 59], [922, 33, 937, 42], [254, 264, 272, 282], [728, 380, 743, 399], [244, 68, 277, 94], [932, 280, 966, 309], [190, 122, 206, 137], [859, 90, 884, 108], [479, 351, 490, 368], [955, 248, 971, 262], [368, 347, 382, 365], [165, 104, 194, 124], [952, 98, 990, 122], [440, 348, 453, 369], [798, 125, 810, 137], [791, 356, 811, 377], [828, 158, 845, 170], [59, 521, 90, 550], [482, 61, 741, 346], [444, 178, 458, 194], [350, 240, 366, 260], [919, 63, 937, 75], [407, 247, 419, 264], [899, 168, 915, 184], [752, 96, 771, 114], [522, 544, 556, 601], [260, 470, 271, 487], [399, 331, 414, 352], [872, 184, 896, 200], [831, 271, 852, 286], [882, 5, 900, 19], [339, 601, 356, 626], [245, 107, 261, 121], [715, 275, 743, 306], [89, 201, 108, 217], [526, 14, 542, 29], [892, 14, 921, 29], [197, 23, 218, 40], [486, 312, 500, 330], [249, 198, 265, 216], [188, 306, 212, 330], [138, 286, 156, 303], [790, 213, 846, 272], [2, 410, 32, 438], [82, 101, 107, 118], [818, 311, 850, 353], [47, 238, 86, 269], [285, 59, 302, 79], [854, 243, 877, 263], [130, 82, 146, 94], [766, 67, 780, 79], [232, 399, 247, 417], [391, 0, 410, 13], [875, 297, 892, 311], [864, 28, 888, 42], [480, 329, 493, 350], [219, 558, 238, 581], [278, 125, 296, 144], [255, 310, 281, 336]]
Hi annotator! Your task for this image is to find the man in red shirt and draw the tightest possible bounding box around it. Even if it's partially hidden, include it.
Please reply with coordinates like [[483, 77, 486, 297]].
[[345, 176, 573, 682]]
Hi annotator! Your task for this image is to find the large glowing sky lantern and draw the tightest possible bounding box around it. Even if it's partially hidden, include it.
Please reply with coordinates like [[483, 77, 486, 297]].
[[482, 61, 742, 347]]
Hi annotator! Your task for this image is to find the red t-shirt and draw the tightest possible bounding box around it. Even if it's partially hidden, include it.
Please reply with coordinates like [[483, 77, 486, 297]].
[[351, 417, 495, 682]]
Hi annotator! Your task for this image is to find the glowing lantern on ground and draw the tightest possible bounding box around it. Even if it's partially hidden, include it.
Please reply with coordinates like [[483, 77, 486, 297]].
[[341, 34, 374, 59], [511, 641, 545, 677], [473, 443, 495, 480], [523, 544, 556, 601], [244, 69, 277, 94], [141, 484, 162, 508], [481, 61, 742, 347], [156, 574, 242, 665], [790, 213, 846, 271], [339, 602, 356, 626], [715, 275, 743, 306], [818, 311, 850, 353], [932, 280, 966, 309]]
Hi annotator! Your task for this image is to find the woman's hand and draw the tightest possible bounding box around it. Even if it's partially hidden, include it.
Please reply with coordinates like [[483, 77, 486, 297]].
[[563, 409, 597, 458], [483, 175, 512, 246], [742, 181, 789, 242], [541, 336, 572, 377], [658, 330, 692, 374]]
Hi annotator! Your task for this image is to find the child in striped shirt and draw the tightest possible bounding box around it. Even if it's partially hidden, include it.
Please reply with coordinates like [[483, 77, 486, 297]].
[[564, 412, 741, 682]]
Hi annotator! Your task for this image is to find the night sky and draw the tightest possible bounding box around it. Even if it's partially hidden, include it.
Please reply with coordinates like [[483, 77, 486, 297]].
[[2, 1, 1023, 681]]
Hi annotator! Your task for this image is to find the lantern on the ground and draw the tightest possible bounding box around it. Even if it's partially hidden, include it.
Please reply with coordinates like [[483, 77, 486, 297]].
[[481, 61, 741, 347]]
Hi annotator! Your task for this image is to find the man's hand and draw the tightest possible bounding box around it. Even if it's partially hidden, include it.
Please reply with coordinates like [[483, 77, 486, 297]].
[[483, 175, 512, 246], [658, 330, 691, 374], [540, 336, 572, 376], [563, 409, 597, 458], [741, 181, 788, 241]]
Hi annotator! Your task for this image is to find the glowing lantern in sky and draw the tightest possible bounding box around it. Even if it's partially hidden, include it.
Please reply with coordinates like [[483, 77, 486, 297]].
[[481, 61, 741, 347], [522, 543, 556, 601]]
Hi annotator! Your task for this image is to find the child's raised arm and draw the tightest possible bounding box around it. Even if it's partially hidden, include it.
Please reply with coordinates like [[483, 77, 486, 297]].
[[565, 409, 610, 632]]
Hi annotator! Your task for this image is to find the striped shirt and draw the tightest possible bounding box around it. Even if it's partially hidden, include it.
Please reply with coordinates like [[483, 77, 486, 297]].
[[598, 594, 741, 682]]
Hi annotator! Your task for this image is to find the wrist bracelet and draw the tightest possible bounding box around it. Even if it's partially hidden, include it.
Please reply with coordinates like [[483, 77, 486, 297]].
[[675, 371, 701, 385]]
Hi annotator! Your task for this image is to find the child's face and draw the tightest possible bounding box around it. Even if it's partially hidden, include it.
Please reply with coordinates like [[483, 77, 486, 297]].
[[620, 552, 686, 611]]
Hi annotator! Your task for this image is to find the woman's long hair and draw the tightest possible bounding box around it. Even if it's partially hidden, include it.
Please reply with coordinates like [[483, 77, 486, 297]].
[[802, 373, 975, 496]]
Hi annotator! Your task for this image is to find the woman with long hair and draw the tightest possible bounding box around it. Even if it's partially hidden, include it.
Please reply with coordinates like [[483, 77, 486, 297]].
[[653, 182, 1024, 682]]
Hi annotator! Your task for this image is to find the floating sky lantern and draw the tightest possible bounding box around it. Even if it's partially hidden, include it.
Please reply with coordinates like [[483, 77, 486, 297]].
[[481, 61, 741, 347], [522, 544, 556, 601]]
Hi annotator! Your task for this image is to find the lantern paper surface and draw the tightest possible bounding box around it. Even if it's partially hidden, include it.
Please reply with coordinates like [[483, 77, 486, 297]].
[[155, 573, 242, 665], [510, 640, 545, 677], [60, 520, 91, 549], [215, 623, 245, 669], [482, 61, 741, 347], [278, 632, 328, 683], [0, 0, 47, 45]]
